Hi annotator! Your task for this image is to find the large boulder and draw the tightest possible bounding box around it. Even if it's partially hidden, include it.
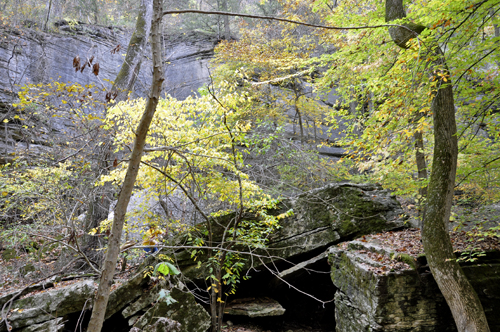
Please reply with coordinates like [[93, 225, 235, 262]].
[[153, 182, 405, 330], [174, 182, 405, 280], [328, 234, 500, 332], [126, 287, 210, 332], [0, 271, 211, 332], [105, 272, 150, 320], [268, 182, 404, 258]]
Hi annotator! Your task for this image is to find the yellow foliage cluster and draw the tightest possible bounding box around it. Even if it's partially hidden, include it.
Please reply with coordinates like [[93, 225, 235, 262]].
[[101, 93, 271, 219]]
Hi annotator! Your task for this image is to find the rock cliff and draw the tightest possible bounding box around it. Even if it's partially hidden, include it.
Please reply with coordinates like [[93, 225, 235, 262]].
[[0, 21, 216, 104]]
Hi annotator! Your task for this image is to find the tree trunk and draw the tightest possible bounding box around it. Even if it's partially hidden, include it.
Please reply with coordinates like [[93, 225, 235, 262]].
[[44, 0, 53, 31], [111, 0, 153, 102], [82, 0, 154, 268], [414, 126, 427, 219], [86, 0, 164, 331], [81, 146, 111, 267], [490, 9, 500, 38], [92, 0, 99, 24], [385, 1, 490, 331], [220, 0, 231, 39]]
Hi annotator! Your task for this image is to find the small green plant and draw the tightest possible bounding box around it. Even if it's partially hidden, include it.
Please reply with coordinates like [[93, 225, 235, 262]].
[[457, 247, 487, 263]]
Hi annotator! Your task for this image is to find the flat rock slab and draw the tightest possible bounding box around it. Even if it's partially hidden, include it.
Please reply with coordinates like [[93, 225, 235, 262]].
[[105, 272, 149, 320], [0, 280, 95, 331], [175, 182, 406, 281], [18, 317, 65, 332], [224, 297, 286, 317], [266, 182, 405, 260]]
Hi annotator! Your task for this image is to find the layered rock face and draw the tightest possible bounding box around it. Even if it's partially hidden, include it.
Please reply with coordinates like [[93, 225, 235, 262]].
[[329, 238, 500, 332], [269, 182, 404, 257], [0, 22, 216, 104], [0, 273, 210, 332]]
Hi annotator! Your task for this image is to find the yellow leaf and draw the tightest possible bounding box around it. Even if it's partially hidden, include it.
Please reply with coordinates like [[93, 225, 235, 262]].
[[3, 119, 8, 123]]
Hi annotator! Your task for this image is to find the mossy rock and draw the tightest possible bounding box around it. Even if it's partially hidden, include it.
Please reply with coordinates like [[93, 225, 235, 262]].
[[132, 288, 210, 332]]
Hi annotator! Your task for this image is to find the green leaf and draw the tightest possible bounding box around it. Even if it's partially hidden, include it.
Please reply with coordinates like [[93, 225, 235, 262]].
[[154, 262, 180, 276], [155, 263, 169, 276], [165, 262, 180, 275]]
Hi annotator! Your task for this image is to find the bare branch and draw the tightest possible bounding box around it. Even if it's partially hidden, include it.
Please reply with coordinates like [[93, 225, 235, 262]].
[[162, 9, 418, 32]]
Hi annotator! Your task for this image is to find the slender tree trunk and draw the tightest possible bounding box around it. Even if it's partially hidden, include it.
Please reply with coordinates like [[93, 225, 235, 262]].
[[220, 0, 230, 39], [386, 1, 490, 331], [86, 0, 164, 331], [216, 0, 221, 39], [210, 275, 219, 332], [53, 0, 62, 21], [414, 126, 427, 219], [111, 0, 153, 102], [414, 130, 427, 195], [292, 82, 304, 143], [44, 0, 53, 31], [92, 0, 99, 24], [82, 145, 111, 266], [490, 9, 500, 38]]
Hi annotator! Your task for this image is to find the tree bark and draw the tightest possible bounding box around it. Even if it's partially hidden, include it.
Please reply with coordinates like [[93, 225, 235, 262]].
[[81, 145, 110, 266], [385, 1, 490, 331], [490, 9, 500, 38], [44, 0, 53, 31], [86, 0, 164, 331], [111, 0, 153, 102], [220, 0, 231, 39], [414, 125, 427, 219], [82, 0, 154, 268], [92, 0, 99, 24]]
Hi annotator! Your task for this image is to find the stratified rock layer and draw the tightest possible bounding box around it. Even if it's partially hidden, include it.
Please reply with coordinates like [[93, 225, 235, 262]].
[[0, 23, 215, 104], [224, 297, 286, 317], [329, 240, 500, 332], [269, 182, 404, 258], [0, 280, 95, 331], [0, 23, 216, 164], [0, 274, 210, 332]]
